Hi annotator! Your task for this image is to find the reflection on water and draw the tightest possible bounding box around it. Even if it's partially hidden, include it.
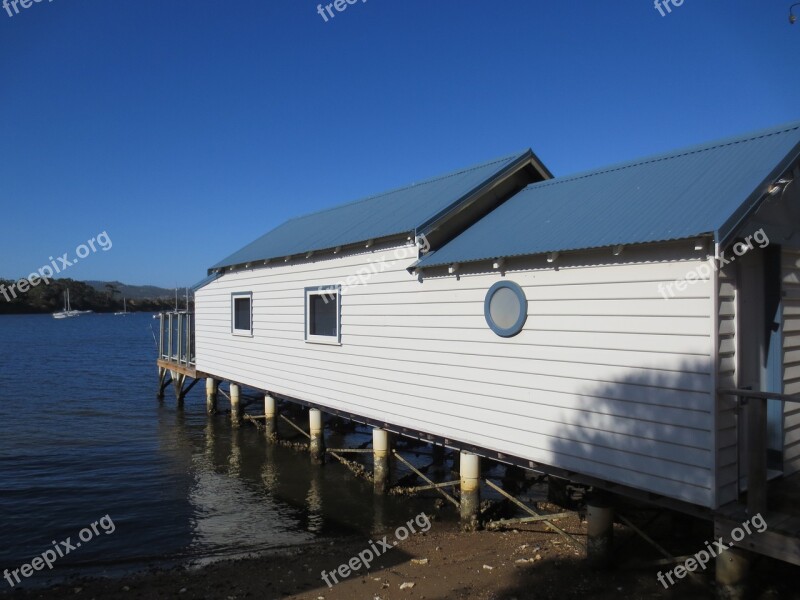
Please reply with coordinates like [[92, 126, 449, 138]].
[[306, 469, 324, 534], [0, 314, 443, 587]]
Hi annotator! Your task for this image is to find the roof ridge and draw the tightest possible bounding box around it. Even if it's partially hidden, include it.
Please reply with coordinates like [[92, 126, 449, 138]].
[[527, 120, 800, 190], [282, 151, 528, 224]]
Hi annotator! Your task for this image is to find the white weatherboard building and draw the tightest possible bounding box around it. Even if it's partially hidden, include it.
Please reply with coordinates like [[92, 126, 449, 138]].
[[194, 121, 800, 514]]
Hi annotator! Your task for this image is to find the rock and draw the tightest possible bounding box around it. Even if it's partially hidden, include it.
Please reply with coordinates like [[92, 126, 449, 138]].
[[400, 582, 415, 590], [411, 558, 429, 565], [482, 565, 494, 571], [179, 588, 187, 594], [73, 588, 83, 595]]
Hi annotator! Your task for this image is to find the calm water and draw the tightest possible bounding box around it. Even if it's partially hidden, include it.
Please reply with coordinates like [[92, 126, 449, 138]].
[[0, 313, 438, 587]]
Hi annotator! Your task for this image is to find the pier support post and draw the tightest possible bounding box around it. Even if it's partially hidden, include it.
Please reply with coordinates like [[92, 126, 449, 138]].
[[205, 378, 218, 415], [264, 393, 277, 440], [716, 547, 751, 600], [459, 452, 480, 532], [157, 367, 168, 400], [309, 408, 325, 464], [586, 493, 614, 568], [373, 428, 390, 495], [432, 444, 445, 466], [230, 384, 241, 427]]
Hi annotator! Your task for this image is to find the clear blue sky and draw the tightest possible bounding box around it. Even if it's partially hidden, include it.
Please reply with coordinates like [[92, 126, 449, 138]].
[[1, 0, 798, 287]]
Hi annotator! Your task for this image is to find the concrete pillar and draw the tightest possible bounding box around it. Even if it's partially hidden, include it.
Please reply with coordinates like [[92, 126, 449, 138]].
[[205, 378, 218, 415], [373, 428, 390, 495], [309, 408, 325, 464], [264, 393, 277, 440], [716, 547, 751, 600], [586, 494, 614, 568], [459, 452, 480, 532], [230, 383, 241, 427]]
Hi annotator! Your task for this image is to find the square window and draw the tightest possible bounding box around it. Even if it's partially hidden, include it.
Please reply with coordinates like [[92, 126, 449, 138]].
[[232, 293, 252, 336], [305, 286, 340, 344]]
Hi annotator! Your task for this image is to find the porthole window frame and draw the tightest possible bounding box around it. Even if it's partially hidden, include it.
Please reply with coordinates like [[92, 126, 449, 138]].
[[484, 281, 528, 338]]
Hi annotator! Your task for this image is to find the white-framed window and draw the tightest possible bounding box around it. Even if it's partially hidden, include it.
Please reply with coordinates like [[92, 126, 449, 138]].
[[305, 285, 341, 344], [231, 292, 253, 336]]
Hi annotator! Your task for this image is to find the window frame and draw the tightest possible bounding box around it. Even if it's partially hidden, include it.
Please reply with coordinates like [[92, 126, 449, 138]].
[[231, 292, 254, 337], [484, 280, 528, 338], [304, 285, 341, 345]]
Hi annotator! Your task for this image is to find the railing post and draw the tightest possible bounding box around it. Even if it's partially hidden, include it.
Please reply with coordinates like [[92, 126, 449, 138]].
[[187, 313, 194, 365], [158, 313, 164, 359], [176, 313, 183, 364], [167, 313, 174, 361], [746, 395, 768, 515]]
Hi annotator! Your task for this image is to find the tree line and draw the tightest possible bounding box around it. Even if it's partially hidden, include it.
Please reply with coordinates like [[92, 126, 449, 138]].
[[0, 279, 187, 315]]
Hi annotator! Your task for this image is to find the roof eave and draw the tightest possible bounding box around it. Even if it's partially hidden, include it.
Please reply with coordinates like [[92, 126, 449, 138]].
[[716, 139, 800, 248], [416, 149, 545, 238]]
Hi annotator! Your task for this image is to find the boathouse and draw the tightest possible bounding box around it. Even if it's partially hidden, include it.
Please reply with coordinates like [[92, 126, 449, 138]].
[[165, 120, 800, 569]]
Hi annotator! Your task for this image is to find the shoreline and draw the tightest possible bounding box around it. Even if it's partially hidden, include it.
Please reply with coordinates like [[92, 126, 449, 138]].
[[5, 513, 800, 599], [0, 515, 707, 600]]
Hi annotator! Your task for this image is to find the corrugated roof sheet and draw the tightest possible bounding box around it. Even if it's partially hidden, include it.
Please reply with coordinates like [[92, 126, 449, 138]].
[[191, 272, 222, 292], [211, 150, 533, 270], [417, 120, 800, 269]]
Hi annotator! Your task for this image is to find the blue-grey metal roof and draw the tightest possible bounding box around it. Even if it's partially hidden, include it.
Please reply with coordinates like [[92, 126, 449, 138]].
[[211, 150, 536, 271], [416, 120, 800, 269], [191, 272, 222, 292]]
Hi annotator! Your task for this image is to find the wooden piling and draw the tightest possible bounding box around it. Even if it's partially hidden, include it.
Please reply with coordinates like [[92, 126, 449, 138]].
[[586, 493, 614, 568], [264, 393, 277, 440], [373, 428, 390, 495], [309, 408, 325, 464], [460, 452, 480, 532], [206, 378, 218, 415], [716, 547, 751, 600], [230, 383, 241, 427]]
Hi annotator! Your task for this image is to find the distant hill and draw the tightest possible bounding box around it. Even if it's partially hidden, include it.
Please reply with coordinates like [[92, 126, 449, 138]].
[[84, 281, 178, 300], [0, 278, 189, 315]]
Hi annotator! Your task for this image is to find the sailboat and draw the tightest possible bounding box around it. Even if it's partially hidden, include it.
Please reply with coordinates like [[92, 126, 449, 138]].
[[114, 297, 128, 316], [52, 289, 81, 319]]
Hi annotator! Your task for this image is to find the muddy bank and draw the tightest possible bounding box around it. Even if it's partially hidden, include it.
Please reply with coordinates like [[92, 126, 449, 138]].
[[5, 512, 800, 600]]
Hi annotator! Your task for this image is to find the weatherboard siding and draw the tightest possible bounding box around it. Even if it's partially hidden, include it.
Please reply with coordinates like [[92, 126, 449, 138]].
[[716, 264, 739, 506], [784, 248, 800, 475], [195, 243, 715, 507]]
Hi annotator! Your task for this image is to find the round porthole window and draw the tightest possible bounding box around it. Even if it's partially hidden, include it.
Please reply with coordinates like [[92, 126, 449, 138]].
[[484, 281, 527, 337]]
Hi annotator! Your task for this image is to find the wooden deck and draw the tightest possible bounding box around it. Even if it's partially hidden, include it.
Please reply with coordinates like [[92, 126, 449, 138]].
[[157, 358, 206, 380], [715, 471, 800, 566]]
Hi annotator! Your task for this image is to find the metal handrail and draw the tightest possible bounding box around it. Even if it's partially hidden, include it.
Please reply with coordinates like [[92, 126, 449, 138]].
[[158, 311, 195, 366], [718, 388, 800, 515], [719, 389, 800, 404]]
